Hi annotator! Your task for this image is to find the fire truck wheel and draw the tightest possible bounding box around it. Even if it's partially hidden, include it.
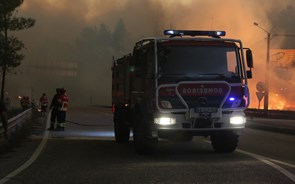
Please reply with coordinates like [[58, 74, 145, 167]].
[[114, 106, 130, 143], [210, 131, 239, 153], [133, 105, 156, 154]]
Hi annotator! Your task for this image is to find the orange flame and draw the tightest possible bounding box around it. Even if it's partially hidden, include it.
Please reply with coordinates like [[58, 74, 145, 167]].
[[269, 93, 286, 110]]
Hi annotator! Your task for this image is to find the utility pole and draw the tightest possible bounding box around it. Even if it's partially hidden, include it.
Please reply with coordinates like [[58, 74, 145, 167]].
[[254, 22, 270, 116], [264, 32, 270, 116]]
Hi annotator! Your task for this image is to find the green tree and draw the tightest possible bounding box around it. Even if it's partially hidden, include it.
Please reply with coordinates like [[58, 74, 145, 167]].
[[0, 0, 35, 101]]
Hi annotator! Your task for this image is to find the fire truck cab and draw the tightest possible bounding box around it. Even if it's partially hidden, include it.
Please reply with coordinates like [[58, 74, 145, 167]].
[[112, 30, 253, 154]]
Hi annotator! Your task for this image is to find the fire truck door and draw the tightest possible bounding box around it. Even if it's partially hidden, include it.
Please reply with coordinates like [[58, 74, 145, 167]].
[[131, 47, 155, 105]]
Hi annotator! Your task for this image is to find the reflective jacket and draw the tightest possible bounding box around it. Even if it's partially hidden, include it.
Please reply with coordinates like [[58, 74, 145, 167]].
[[58, 94, 69, 111]]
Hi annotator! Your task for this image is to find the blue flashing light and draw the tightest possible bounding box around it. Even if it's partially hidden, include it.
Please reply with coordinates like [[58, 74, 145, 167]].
[[229, 97, 235, 101], [216, 31, 223, 36], [163, 30, 226, 37], [166, 30, 175, 35]]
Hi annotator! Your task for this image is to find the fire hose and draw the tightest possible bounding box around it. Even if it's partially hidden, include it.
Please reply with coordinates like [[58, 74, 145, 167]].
[[66, 120, 111, 127]]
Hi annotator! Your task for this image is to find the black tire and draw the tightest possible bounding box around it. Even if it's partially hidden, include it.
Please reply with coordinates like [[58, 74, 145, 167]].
[[133, 105, 156, 154], [210, 131, 239, 153], [114, 105, 130, 143]]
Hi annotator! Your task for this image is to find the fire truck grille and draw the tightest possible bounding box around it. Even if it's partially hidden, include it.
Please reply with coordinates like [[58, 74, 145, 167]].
[[181, 96, 224, 108]]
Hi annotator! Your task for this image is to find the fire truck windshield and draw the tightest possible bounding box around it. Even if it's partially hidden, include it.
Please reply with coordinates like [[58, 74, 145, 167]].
[[157, 44, 241, 79]]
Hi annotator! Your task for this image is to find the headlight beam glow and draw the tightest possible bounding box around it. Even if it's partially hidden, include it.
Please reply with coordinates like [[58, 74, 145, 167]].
[[154, 117, 176, 125]]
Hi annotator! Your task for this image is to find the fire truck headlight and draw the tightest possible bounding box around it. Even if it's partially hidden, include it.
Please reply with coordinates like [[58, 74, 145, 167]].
[[160, 100, 173, 109], [154, 117, 176, 125], [230, 116, 246, 125]]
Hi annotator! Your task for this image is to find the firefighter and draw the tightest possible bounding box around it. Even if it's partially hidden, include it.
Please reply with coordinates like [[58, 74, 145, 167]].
[[56, 88, 69, 131], [20, 96, 29, 109], [39, 93, 48, 116], [47, 88, 61, 130]]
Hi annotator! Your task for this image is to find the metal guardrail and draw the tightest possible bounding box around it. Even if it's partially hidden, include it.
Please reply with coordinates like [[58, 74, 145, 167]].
[[0, 108, 32, 137], [245, 108, 295, 120]]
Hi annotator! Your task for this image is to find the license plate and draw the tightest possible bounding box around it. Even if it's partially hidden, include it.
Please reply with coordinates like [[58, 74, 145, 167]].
[[194, 107, 217, 113]]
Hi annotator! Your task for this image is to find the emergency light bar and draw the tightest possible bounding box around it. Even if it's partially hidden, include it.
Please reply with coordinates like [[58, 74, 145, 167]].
[[163, 30, 226, 38]]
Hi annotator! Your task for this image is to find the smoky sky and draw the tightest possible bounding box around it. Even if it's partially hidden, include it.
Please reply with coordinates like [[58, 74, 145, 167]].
[[5, 0, 295, 109], [268, 4, 295, 49]]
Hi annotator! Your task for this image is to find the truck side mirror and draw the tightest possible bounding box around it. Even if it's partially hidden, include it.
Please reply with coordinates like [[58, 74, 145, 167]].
[[246, 49, 254, 68]]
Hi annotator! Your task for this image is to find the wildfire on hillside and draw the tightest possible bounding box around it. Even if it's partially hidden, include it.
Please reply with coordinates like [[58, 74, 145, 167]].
[[249, 49, 295, 111], [269, 93, 286, 110]]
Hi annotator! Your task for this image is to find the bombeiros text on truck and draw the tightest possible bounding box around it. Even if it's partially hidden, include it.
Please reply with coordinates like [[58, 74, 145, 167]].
[[112, 29, 254, 154]]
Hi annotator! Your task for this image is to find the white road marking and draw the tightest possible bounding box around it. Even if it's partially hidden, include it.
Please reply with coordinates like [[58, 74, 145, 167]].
[[0, 114, 51, 184], [266, 158, 295, 169], [237, 149, 295, 182], [204, 140, 295, 182]]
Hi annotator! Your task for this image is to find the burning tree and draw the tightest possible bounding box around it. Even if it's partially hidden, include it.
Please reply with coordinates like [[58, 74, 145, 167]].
[[0, 0, 35, 101]]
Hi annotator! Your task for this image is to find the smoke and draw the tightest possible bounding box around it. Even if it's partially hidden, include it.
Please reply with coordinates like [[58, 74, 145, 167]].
[[265, 2, 295, 109], [5, 0, 295, 109]]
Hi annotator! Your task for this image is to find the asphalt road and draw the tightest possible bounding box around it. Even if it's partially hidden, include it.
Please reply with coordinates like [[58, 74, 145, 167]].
[[0, 107, 294, 184]]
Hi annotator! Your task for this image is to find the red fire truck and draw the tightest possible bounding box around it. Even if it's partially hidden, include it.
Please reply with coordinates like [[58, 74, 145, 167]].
[[112, 30, 253, 154]]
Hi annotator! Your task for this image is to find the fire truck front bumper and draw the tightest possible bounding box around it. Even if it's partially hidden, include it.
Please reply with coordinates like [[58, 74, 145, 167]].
[[152, 110, 246, 137]]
